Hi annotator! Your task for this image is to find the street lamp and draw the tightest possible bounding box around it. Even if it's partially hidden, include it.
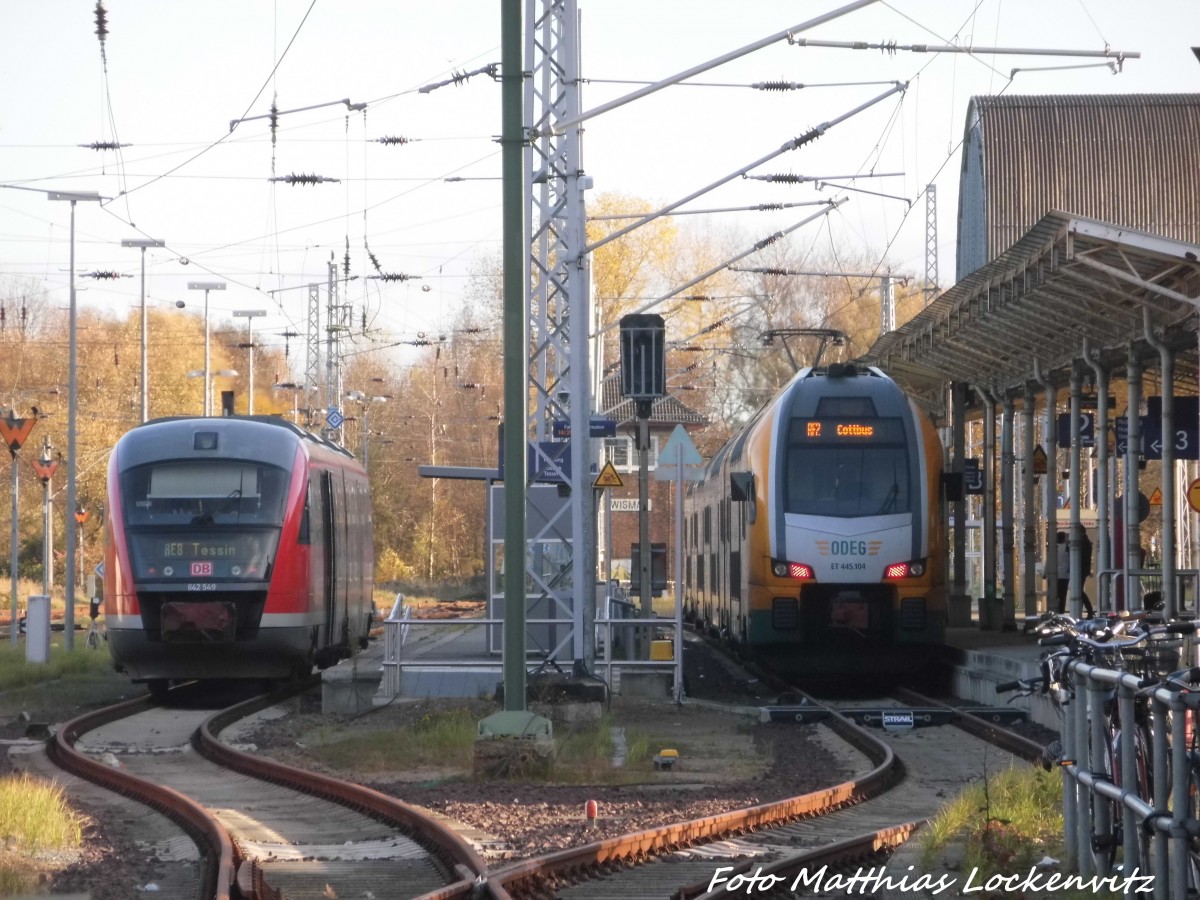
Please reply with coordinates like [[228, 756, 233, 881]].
[[49, 190, 103, 650], [187, 281, 226, 415], [233, 310, 266, 414], [122, 238, 165, 423], [345, 390, 390, 468]]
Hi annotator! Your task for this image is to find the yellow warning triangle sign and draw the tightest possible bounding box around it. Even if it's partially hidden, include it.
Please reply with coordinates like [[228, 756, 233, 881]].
[[1149, 487, 1163, 506], [1031, 444, 1048, 475], [593, 460, 623, 489]]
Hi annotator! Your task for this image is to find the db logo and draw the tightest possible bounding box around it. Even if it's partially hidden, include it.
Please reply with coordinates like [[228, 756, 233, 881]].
[[190, 561, 214, 576]]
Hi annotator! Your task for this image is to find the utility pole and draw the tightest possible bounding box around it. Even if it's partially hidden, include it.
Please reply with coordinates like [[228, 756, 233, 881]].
[[0, 412, 36, 645], [234, 310, 266, 414]]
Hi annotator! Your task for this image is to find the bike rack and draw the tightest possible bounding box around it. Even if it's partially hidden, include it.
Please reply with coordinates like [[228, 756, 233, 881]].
[[1061, 657, 1200, 897]]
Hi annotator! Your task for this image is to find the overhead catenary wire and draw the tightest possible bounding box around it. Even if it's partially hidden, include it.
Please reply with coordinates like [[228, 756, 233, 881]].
[[585, 81, 906, 258], [598, 199, 848, 335]]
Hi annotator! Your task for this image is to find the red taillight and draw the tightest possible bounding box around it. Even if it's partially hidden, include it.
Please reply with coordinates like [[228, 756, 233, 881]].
[[885, 559, 927, 579], [772, 558, 813, 579]]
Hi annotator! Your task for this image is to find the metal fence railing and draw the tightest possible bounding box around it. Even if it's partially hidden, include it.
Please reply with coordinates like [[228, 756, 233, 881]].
[[1060, 655, 1200, 897], [379, 587, 685, 702]]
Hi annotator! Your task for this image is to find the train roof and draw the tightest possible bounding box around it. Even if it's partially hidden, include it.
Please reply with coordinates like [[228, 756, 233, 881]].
[[113, 415, 360, 470]]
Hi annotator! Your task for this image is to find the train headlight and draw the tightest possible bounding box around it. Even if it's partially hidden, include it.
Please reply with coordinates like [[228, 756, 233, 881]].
[[772, 559, 813, 579]]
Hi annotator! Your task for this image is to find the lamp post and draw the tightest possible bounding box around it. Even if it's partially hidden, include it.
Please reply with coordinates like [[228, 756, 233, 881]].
[[345, 391, 390, 468], [49, 190, 103, 650], [121, 238, 165, 423], [187, 281, 226, 416], [233, 310, 266, 414]]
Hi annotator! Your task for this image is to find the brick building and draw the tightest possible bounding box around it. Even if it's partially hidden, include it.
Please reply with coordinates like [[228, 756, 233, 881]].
[[595, 375, 707, 582]]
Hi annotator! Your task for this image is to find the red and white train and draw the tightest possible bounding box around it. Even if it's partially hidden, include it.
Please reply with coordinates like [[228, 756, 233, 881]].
[[103, 416, 374, 696]]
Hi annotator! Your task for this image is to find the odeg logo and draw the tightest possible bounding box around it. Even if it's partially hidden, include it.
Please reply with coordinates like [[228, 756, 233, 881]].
[[830, 540, 868, 555]]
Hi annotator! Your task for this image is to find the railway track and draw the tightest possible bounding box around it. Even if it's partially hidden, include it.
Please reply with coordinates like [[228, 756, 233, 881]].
[[463, 689, 1044, 900], [38, 682, 489, 900]]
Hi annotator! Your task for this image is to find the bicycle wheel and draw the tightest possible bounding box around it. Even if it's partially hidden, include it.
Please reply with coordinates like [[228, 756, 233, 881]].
[[1092, 727, 1122, 874]]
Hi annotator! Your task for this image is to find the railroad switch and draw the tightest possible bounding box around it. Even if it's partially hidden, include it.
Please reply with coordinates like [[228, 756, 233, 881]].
[[653, 748, 679, 770]]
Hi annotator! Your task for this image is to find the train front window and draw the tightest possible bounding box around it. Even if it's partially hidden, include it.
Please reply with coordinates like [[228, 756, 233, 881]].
[[120, 461, 289, 527], [784, 418, 911, 517]]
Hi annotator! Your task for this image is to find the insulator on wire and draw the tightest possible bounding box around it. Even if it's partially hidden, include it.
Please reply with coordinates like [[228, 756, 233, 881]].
[[82, 270, 128, 280], [79, 141, 130, 150], [269, 173, 341, 185], [376, 136, 415, 145], [94, 1, 108, 43], [751, 81, 805, 91], [367, 272, 420, 282]]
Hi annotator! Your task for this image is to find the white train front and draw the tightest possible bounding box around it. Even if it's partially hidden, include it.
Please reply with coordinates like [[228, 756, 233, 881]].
[[685, 364, 947, 675]]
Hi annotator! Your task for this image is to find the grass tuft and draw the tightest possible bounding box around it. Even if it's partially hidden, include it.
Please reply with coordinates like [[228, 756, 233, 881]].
[[0, 774, 86, 850], [921, 764, 1064, 873]]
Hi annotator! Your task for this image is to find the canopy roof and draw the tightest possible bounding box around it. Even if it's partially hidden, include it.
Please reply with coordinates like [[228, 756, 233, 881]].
[[860, 212, 1200, 415]]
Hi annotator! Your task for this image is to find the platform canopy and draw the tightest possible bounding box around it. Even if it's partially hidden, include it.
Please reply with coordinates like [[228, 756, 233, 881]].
[[860, 211, 1200, 415]]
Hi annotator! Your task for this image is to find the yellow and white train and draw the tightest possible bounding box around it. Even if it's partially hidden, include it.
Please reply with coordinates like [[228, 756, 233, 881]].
[[684, 363, 947, 676]]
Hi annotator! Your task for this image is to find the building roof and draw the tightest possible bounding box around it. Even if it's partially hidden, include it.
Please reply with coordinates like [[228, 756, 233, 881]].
[[957, 94, 1200, 279], [598, 374, 708, 429], [861, 211, 1200, 414]]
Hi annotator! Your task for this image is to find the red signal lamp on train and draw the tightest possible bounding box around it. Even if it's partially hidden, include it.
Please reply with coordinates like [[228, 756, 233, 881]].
[[771, 559, 813, 579]]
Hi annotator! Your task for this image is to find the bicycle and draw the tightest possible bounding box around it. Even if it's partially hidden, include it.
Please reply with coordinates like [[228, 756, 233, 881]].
[[997, 612, 1196, 875]]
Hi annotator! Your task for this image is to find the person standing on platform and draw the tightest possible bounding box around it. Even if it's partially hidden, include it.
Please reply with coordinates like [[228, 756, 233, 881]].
[[1052, 532, 1071, 614], [1079, 530, 1095, 618]]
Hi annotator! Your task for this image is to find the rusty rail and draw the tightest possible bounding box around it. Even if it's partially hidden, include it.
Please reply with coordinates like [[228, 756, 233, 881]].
[[197, 686, 491, 890], [423, 699, 898, 900], [891, 686, 1045, 761], [49, 694, 238, 900]]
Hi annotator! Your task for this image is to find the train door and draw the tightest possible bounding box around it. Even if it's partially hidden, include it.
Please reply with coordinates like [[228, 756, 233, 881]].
[[307, 473, 327, 643], [321, 470, 341, 646]]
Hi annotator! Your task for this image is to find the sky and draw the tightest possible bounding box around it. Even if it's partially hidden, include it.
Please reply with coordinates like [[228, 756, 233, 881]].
[[1, 1, 1197, 378]]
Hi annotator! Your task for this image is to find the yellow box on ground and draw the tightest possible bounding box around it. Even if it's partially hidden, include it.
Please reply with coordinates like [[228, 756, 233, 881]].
[[649, 640, 673, 660]]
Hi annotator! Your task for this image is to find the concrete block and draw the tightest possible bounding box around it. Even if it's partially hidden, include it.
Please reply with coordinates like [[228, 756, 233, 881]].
[[618, 670, 672, 698]]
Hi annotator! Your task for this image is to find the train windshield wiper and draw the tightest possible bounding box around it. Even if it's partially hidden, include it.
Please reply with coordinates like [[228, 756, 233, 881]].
[[875, 483, 899, 515], [191, 489, 242, 525]]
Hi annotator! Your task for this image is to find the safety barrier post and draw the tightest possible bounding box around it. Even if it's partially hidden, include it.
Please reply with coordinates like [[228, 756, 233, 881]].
[[1150, 691, 1170, 899], [1116, 679, 1138, 873], [1169, 692, 1190, 896], [1073, 669, 1092, 874], [1060, 663, 1079, 872], [381, 593, 408, 698]]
